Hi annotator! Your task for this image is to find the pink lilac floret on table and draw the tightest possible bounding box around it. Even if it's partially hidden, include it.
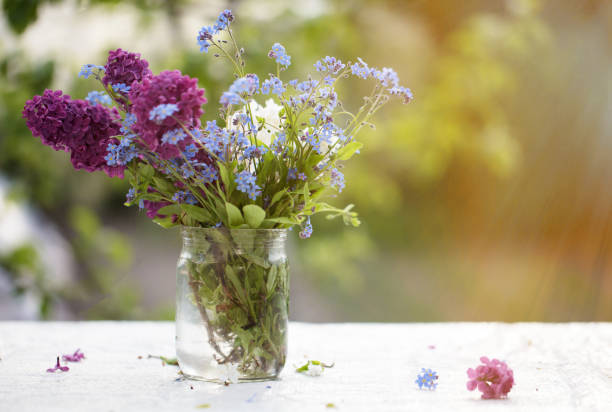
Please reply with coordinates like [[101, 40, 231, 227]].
[[466, 356, 514, 399], [47, 356, 69, 373], [62, 349, 85, 362]]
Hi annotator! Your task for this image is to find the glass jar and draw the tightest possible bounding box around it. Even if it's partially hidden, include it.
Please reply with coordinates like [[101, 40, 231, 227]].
[[175, 227, 289, 382]]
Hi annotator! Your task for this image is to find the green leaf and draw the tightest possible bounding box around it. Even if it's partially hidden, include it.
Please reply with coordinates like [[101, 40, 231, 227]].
[[218, 162, 232, 192], [156, 204, 181, 216], [225, 265, 247, 304], [269, 189, 287, 207], [140, 164, 155, 179], [266, 265, 278, 296], [153, 215, 177, 229], [243, 204, 266, 228], [181, 204, 211, 223], [225, 202, 244, 227], [264, 217, 300, 226], [335, 141, 363, 161], [152, 177, 175, 194]]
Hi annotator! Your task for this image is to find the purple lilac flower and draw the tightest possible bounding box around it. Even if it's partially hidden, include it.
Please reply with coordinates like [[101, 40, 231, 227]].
[[130, 70, 206, 159], [268, 43, 291, 68], [85, 91, 112, 106], [112, 83, 131, 93], [102, 48, 152, 89], [261, 76, 285, 96], [47, 356, 69, 373], [78, 64, 105, 79], [298, 173, 307, 181], [235, 171, 261, 200], [389, 86, 413, 104], [23, 89, 124, 177], [62, 349, 85, 363], [299, 217, 313, 239], [23, 89, 75, 151], [149, 103, 179, 123], [330, 168, 345, 192]]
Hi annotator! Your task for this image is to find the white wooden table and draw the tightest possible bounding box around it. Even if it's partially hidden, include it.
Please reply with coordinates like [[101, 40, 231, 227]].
[[1, 322, 611, 411]]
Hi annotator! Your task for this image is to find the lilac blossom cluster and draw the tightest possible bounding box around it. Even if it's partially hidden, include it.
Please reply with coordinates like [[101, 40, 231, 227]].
[[23, 89, 124, 177], [467, 357, 515, 399]]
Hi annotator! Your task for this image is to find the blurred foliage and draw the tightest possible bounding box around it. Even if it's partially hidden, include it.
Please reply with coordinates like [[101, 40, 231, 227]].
[[1, 0, 611, 321], [0, 243, 53, 317]]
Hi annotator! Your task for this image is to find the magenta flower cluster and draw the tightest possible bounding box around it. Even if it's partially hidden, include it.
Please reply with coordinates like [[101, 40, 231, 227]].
[[129, 70, 207, 159], [102, 48, 152, 91], [466, 356, 515, 399], [23, 89, 123, 177]]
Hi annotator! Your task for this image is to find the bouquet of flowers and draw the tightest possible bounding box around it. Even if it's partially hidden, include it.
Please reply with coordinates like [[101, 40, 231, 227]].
[[22, 9, 412, 381]]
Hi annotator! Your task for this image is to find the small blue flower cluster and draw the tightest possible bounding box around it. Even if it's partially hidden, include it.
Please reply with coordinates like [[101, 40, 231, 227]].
[[149, 103, 179, 123], [172, 190, 198, 205], [85, 91, 112, 106], [161, 128, 187, 145], [199, 120, 248, 160], [330, 168, 345, 192], [121, 113, 137, 134], [268, 43, 291, 68], [197, 163, 218, 185], [415, 369, 438, 390], [197, 9, 234, 53], [220, 75, 259, 107], [242, 144, 267, 160], [105, 137, 138, 166], [261, 76, 285, 96], [314, 56, 345, 75], [78, 64, 105, 79], [350, 57, 413, 104], [299, 217, 313, 239], [112, 83, 131, 93], [126, 188, 144, 209], [236, 171, 261, 200], [287, 167, 297, 180]]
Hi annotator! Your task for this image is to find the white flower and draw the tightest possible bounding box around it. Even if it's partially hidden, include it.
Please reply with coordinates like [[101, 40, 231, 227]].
[[231, 99, 283, 146], [305, 362, 324, 377]]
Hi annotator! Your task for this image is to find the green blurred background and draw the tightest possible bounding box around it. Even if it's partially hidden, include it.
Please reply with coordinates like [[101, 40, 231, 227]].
[[1, 0, 611, 321]]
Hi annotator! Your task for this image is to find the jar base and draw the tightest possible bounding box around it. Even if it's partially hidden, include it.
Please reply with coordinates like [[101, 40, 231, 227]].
[[180, 370, 280, 383]]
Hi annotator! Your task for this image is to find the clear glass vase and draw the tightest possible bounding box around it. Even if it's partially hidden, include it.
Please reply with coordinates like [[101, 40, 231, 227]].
[[175, 227, 289, 382]]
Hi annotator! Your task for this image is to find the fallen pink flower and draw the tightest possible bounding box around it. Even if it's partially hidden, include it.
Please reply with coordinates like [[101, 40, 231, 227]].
[[47, 356, 69, 373], [467, 356, 514, 399], [62, 349, 85, 363]]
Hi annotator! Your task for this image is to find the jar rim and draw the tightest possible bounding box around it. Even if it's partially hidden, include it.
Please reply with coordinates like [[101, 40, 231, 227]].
[[180, 225, 288, 234]]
